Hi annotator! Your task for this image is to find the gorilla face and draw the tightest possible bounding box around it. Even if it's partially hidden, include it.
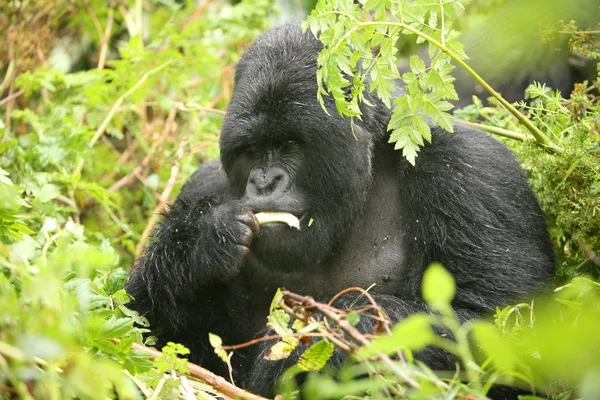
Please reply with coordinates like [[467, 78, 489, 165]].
[[219, 27, 374, 271]]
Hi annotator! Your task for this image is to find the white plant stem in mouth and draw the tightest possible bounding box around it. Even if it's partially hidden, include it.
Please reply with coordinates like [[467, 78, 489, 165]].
[[255, 212, 301, 230]]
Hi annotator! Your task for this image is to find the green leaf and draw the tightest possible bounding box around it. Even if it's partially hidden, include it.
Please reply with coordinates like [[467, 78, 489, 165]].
[[105, 268, 129, 296], [265, 336, 300, 361], [298, 340, 334, 372], [99, 317, 134, 339], [472, 322, 517, 372], [32, 183, 61, 203], [422, 263, 455, 311], [347, 311, 360, 327], [268, 309, 292, 336], [360, 314, 435, 357], [208, 332, 223, 348], [409, 55, 426, 74]]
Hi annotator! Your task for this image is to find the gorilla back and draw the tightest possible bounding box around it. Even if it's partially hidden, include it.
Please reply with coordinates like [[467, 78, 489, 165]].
[[125, 23, 555, 395]]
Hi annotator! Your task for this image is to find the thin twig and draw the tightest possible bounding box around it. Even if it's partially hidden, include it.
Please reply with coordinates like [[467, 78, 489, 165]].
[[55, 195, 77, 210], [82, 0, 104, 40], [178, 102, 227, 115], [183, 0, 216, 29], [0, 90, 24, 108], [3, 81, 15, 142]]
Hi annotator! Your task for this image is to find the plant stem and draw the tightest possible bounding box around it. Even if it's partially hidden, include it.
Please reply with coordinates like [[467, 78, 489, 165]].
[[455, 119, 529, 141]]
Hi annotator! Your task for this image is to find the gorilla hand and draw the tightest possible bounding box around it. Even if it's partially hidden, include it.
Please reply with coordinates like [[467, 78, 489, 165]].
[[125, 196, 259, 314], [202, 201, 260, 282]]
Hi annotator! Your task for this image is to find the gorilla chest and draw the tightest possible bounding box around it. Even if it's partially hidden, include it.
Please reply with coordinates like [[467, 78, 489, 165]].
[[240, 222, 406, 334], [243, 173, 407, 301]]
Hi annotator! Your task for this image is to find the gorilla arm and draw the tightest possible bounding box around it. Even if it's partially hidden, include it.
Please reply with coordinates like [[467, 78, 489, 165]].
[[125, 159, 258, 370]]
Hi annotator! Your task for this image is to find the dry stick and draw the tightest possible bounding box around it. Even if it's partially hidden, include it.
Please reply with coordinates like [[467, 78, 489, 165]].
[[277, 300, 358, 355], [0, 59, 16, 94], [282, 290, 421, 389], [283, 291, 488, 400], [178, 102, 227, 116], [126, 341, 268, 400], [220, 332, 327, 352], [97, 8, 114, 70], [183, 0, 216, 29], [0, 90, 23, 108], [118, 5, 137, 38], [276, 298, 398, 398], [73, 60, 173, 176]]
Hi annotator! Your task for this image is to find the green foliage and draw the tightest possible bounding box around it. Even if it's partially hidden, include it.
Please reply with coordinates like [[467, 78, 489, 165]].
[[1, 0, 273, 397], [304, 0, 469, 164], [271, 267, 600, 399], [298, 340, 335, 372], [422, 262, 456, 313], [155, 342, 191, 375]]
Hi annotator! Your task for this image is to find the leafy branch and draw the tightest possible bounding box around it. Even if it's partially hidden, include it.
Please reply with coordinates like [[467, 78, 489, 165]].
[[304, 0, 562, 164]]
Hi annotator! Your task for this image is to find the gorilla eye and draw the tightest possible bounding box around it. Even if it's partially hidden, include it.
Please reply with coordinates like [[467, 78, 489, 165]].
[[282, 140, 299, 151], [244, 146, 259, 157]]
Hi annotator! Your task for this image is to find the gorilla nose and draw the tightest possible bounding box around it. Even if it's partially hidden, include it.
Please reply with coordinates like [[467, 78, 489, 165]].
[[247, 167, 291, 197]]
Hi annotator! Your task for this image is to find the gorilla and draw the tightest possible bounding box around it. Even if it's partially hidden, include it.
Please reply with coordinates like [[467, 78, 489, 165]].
[[125, 23, 555, 396]]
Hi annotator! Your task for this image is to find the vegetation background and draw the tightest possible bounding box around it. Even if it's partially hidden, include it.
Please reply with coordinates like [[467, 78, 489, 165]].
[[0, 0, 598, 398]]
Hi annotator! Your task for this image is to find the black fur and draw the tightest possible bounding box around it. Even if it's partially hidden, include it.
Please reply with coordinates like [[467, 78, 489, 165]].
[[125, 23, 555, 396]]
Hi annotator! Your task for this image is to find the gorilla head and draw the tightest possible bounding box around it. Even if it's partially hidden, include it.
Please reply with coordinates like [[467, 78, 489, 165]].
[[220, 25, 379, 272]]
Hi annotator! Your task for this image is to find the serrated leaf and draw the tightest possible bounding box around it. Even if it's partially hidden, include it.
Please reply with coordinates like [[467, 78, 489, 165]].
[[106, 268, 129, 295], [428, 10, 438, 29], [267, 309, 292, 336], [298, 340, 334, 372], [118, 305, 149, 327], [409, 55, 426, 74], [32, 183, 61, 203], [123, 349, 153, 374], [401, 139, 420, 165]]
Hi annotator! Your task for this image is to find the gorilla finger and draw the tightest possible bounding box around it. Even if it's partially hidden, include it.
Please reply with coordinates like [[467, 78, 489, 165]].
[[237, 211, 260, 236], [233, 222, 254, 246], [234, 244, 251, 263]]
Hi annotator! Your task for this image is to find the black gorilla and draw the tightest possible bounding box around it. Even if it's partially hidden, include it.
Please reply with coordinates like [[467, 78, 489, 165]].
[[125, 23, 555, 396]]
